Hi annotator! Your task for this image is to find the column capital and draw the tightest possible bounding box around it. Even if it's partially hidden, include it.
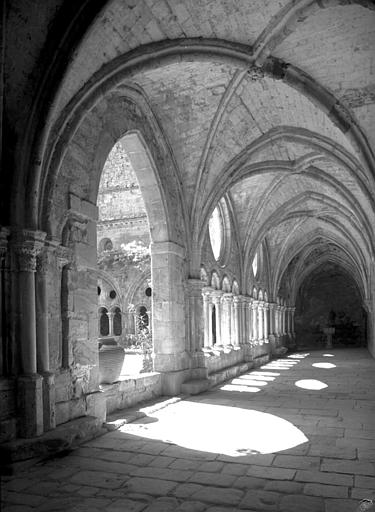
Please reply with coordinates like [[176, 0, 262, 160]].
[[221, 292, 233, 304], [54, 244, 73, 269], [0, 226, 10, 262], [187, 277, 204, 296], [211, 290, 223, 302], [268, 302, 276, 311], [233, 295, 242, 304], [251, 300, 259, 309], [12, 230, 46, 272]]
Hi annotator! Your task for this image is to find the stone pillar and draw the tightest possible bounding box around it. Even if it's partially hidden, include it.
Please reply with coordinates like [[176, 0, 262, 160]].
[[258, 301, 264, 344], [13, 230, 46, 438], [252, 300, 259, 344], [264, 302, 269, 343], [202, 287, 212, 348], [268, 303, 275, 336], [151, 242, 188, 395], [211, 291, 223, 346], [187, 278, 205, 371], [36, 248, 56, 431], [275, 305, 280, 337], [232, 296, 241, 346], [221, 293, 233, 346]]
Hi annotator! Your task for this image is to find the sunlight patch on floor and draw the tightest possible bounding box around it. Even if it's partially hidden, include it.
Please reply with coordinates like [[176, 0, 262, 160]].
[[120, 402, 309, 456], [312, 362, 336, 369], [220, 384, 261, 393], [295, 379, 328, 390]]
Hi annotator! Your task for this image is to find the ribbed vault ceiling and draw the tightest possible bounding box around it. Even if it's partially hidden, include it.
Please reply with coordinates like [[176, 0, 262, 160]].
[[52, 0, 375, 301]]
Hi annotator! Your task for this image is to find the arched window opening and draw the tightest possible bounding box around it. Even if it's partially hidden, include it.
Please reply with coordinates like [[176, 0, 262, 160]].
[[99, 308, 109, 337], [138, 306, 149, 331], [212, 305, 217, 345], [96, 136, 154, 377], [209, 206, 223, 261], [113, 307, 122, 336], [252, 252, 259, 278]]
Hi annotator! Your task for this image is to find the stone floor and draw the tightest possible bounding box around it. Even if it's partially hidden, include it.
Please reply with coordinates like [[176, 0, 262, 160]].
[[2, 348, 375, 512]]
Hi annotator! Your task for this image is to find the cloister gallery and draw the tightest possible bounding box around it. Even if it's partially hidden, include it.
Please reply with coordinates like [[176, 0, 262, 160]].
[[0, 0, 374, 459]]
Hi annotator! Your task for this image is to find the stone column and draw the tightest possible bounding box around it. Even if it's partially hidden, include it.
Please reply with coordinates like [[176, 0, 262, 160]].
[[107, 311, 114, 336], [258, 301, 264, 344], [151, 242, 188, 395], [291, 307, 296, 335], [211, 291, 223, 346], [221, 293, 233, 346], [247, 297, 253, 343], [202, 287, 212, 348], [56, 246, 72, 369], [36, 248, 56, 431], [241, 297, 247, 344], [252, 300, 259, 344], [0, 227, 9, 376], [264, 302, 269, 343], [13, 230, 46, 438], [232, 296, 241, 346], [208, 301, 214, 346], [282, 306, 287, 335]]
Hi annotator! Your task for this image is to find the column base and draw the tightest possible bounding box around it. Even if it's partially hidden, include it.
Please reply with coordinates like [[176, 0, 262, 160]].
[[161, 369, 191, 395], [17, 374, 43, 438], [42, 372, 56, 432]]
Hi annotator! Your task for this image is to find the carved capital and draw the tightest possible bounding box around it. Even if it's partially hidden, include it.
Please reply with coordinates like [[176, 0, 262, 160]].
[[13, 230, 46, 272], [55, 245, 73, 270], [0, 227, 10, 263]]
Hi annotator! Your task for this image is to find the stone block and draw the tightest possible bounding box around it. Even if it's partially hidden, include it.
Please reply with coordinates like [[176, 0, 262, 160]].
[[55, 370, 72, 402], [86, 390, 106, 423], [0, 378, 16, 420], [17, 374, 44, 438], [189, 472, 236, 487], [246, 465, 295, 480], [191, 486, 244, 506], [295, 470, 353, 486], [304, 483, 349, 498], [321, 459, 375, 476], [125, 477, 177, 496], [239, 490, 280, 510], [55, 401, 70, 425], [0, 417, 17, 443], [279, 494, 324, 512]]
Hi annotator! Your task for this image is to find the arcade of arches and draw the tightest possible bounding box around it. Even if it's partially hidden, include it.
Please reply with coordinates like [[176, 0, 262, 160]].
[[0, 0, 374, 450]]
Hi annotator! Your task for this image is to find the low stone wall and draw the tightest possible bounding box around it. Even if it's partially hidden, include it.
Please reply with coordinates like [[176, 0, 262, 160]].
[[203, 343, 272, 375], [100, 372, 162, 415], [204, 345, 245, 374]]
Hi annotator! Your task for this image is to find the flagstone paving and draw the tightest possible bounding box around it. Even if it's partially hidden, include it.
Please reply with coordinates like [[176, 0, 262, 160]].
[[2, 348, 375, 511]]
